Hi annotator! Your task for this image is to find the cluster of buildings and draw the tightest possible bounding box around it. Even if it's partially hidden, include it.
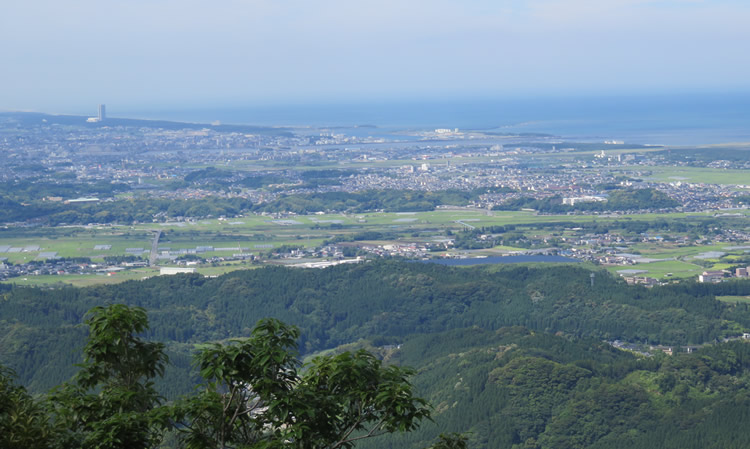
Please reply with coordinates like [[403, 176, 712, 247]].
[[0, 259, 89, 280], [699, 267, 750, 283], [2, 109, 750, 287], [3, 108, 749, 218]]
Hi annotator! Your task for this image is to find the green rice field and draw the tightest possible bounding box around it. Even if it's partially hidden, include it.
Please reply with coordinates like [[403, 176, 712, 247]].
[[619, 166, 750, 186], [717, 296, 750, 304], [2, 207, 748, 285]]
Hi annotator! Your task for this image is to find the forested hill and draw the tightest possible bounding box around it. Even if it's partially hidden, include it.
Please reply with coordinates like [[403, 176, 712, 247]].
[[361, 327, 750, 449], [3, 261, 750, 394]]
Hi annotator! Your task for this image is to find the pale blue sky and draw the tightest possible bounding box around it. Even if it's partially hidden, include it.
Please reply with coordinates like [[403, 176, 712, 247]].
[[2, 0, 749, 113]]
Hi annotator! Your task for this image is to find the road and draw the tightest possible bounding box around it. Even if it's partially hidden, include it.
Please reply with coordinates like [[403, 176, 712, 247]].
[[455, 220, 476, 230], [149, 230, 162, 266]]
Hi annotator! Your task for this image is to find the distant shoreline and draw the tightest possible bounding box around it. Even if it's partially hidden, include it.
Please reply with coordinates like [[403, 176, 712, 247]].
[[5, 91, 750, 145]]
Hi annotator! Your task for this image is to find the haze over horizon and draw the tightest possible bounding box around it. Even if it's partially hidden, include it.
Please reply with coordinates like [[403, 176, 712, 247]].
[[2, 0, 750, 113]]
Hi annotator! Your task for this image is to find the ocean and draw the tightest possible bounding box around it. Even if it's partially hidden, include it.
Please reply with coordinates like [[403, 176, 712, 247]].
[[121, 92, 750, 146]]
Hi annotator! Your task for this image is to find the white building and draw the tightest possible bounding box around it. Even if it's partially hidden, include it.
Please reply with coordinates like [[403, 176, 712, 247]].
[[698, 271, 724, 283], [562, 196, 607, 206], [160, 267, 196, 275]]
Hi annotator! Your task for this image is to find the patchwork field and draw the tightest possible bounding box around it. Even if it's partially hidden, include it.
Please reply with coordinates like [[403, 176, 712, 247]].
[[619, 166, 750, 186], [2, 207, 748, 286]]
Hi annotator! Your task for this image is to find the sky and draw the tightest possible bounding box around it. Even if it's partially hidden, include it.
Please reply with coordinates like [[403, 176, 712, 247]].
[[2, 0, 750, 113]]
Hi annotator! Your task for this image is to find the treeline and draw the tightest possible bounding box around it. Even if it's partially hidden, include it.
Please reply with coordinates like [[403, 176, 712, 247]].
[[184, 167, 292, 190], [254, 188, 506, 214], [183, 167, 361, 191], [0, 196, 253, 224], [451, 226, 544, 249], [451, 229, 496, 249], [0, 179, 129, 202], [539, 218, 722, 235], [1, 187, 518, 224], [3, 261, 750, 394], [254, 190, 471, 213], [448, 216, 729, 249], [478, 217, 726, 236], [494, 188, 679, 213]]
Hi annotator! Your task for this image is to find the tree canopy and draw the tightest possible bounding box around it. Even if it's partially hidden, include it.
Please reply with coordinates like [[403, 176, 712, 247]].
[[0, 305, 430, 449]]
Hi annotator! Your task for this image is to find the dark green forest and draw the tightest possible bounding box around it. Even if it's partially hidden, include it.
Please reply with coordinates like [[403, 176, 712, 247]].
[[252, 188, 508, 214], [3, 262, 750, 393], [4, 262, 750, 448], [362, 327, 750, 449], [493, 188, 679, 213], [0, 188, 508, 224], [2, 305, 430, 449], [0, 186, 681, 225], [0, 195, 253, 225]]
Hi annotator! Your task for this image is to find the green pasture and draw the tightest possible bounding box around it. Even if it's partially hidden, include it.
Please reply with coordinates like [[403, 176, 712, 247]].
[[711, 263, 735, 270], [489, 245, 530, 252], [628, 244, 710, 259], [123, 210, 734, 238], [717, 296, 750, 304], [194, 264, 258, 277], [608, 259, 705, 280], [626, 242, 750, 261], [1, 264, 260, 287], [0, 231, 155, 263], [0, 208, 744, 265], [619, 166, 750, 186], [2, 207, 748, 287], [0, 222, 330, 262], [2, 268, 160, 287], [606, 241, 750, 280]]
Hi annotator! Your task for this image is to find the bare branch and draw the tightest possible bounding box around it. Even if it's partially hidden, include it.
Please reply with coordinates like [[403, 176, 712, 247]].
[[331, 416, 386, 449]]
